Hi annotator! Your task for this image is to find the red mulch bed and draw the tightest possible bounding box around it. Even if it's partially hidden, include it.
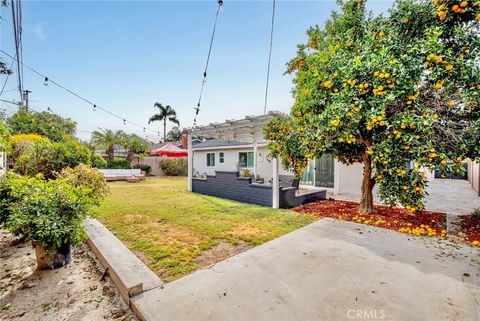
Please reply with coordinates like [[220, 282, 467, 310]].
[[295, 199, 447, 238], [458, 215, 480, 246]]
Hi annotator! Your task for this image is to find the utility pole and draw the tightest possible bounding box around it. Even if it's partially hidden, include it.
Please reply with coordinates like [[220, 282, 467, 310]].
[[22, 89, 31, 111]]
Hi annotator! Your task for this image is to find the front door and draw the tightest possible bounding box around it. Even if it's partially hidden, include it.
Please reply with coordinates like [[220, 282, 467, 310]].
[[315, 155, 334, 188]]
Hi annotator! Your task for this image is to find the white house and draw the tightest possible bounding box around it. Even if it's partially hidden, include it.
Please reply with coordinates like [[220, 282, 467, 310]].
[[188, 112, 368, 208], [188, 112, 480, 208], [192, 138, 365, 196]]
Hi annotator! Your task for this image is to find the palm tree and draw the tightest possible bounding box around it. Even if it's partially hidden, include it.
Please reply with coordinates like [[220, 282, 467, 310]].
[[124, 134, 151, 162], [90, 128, 127, 160], [148, 103, 180, 142]]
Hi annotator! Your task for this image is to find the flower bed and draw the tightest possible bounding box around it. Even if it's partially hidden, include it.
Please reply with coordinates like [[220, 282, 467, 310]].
[[458, 215, 480, 246], [295, 199, 447, 238]]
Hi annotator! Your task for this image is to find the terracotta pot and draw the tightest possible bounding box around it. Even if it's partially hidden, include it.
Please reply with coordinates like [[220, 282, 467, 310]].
[[33, 243, 71, 270]]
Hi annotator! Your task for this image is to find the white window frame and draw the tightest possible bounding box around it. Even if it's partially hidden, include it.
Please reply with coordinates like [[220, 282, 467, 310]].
[[219, 152, 225, 163], [206, 153, 215, 167]]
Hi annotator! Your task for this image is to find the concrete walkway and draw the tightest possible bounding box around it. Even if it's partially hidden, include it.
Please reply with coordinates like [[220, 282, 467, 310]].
[[332, 179, 480, 215], [132, 219, 480, 321]]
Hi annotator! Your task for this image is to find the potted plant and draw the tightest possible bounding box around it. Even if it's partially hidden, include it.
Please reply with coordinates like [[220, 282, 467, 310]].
[[255, 175, 264, 184], [2, 165, 108, 270]]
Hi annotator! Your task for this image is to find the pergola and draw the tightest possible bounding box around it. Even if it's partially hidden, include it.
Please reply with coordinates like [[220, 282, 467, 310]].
[[187, 111, 285, 208]]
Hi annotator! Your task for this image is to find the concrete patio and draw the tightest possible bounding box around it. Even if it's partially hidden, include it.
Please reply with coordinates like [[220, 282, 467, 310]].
[[131, 219, 480, 321], [332, 179, 480, 215]]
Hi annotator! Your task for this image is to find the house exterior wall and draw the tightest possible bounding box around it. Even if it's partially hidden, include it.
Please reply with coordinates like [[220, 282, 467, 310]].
[[193, 146, 289, 182], [337, 163, 364, 195], [192, 171, 326, 208], [193, 146, 368, 195]]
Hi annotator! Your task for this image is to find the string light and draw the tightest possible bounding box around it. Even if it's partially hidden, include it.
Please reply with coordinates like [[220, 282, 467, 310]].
[[93, 104, 96, 111], [44, 77, 48, 86], [0, 49, 159, 134]]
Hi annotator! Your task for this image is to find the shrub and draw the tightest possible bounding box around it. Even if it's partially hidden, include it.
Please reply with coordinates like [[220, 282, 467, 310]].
[[4, 174, 99, 248], [241, 168, 252, 177], [7, 110, 76, 142], [473, 208, 480, 220], [14, 139, 92, 179], [56, 164, 109, 204], [92, 154, 108, 168], [0, 122, 9, 150], [6, 133, 50, 161], [106, 157, 131, 169], [133, 164, 152, 175], [0, 175, 14, 225], [160, 158, 187, 176]]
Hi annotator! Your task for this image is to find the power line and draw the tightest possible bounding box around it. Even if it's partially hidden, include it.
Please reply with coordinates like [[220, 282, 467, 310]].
[[0, 59, 15, 96], [0, 49, 160, 135], [11, 0, 23, 105], [193, 0, 223, 127], [263, 0, 276, 114]]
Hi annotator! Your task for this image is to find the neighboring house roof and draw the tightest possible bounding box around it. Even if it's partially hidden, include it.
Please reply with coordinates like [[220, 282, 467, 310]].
[[192, 139, 252, 150]]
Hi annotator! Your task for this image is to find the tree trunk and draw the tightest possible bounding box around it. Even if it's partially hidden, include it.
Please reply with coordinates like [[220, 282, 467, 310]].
[[34, 243, 71, 270], [163, 119, 167, 143], [359, 153, 375, 213], [107, 145, 114, 160]]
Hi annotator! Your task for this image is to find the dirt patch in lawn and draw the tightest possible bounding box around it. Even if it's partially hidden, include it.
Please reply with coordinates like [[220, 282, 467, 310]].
[[0, 230, 138, 321], [295, 199, 447, 238], [195, 241, 252, 268]]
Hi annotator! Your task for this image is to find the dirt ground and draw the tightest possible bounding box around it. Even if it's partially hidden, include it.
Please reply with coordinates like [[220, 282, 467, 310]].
[[195, 241, 252, 269], [0, 230, 138, 321]]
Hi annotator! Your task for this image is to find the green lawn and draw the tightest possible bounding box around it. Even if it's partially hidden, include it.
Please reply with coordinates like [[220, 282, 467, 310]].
[[95, 177, 316, 282]]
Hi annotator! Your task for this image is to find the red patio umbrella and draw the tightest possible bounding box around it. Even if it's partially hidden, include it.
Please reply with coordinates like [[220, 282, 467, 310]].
[[151, 143, 188, 157]]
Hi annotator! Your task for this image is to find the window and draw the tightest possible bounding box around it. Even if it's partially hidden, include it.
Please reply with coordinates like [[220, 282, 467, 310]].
[[207, 153, 215, 167], [219, 152, 224, 163], [238, 152, 254, 168]]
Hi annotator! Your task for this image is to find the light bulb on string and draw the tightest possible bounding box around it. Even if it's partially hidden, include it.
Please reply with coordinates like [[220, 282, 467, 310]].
[[218, 0, 224, 13], [44, 77, 49, 86], [143, 127, 146, 132], [123, 119, 126, 125], [93, 104, 96, 112]]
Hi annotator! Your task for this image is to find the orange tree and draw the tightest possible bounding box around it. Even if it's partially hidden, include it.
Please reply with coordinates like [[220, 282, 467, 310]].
[[264, 0, 480, 213]]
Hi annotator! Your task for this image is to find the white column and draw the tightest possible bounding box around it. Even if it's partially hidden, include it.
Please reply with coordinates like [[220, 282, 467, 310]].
[[253, 143, 258, 178], [187, 134, 193, 192], [333, 160, 340, 195], [272, 157, 279, 208]]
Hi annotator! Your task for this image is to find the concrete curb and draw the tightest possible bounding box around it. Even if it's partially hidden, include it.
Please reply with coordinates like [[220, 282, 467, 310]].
[[84, 219, 164, 305]]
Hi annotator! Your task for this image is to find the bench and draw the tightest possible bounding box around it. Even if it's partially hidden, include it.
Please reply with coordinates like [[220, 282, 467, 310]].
[[97, 169, 145, 182]]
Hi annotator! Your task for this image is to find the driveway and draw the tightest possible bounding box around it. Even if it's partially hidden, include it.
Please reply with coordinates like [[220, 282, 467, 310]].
[[423, 179, 480, 215], [333, 179, 480, 215], [132, 219, 480, 321]]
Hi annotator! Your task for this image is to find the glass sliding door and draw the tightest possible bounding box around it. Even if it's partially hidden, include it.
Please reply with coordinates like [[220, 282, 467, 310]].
[[315, 154, 334, 188], [300, 155, 335, 188], [300, 160, 315, 186]]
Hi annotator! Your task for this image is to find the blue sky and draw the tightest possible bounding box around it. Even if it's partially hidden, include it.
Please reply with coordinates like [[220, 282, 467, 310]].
[[0, 0, 392, 141]]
